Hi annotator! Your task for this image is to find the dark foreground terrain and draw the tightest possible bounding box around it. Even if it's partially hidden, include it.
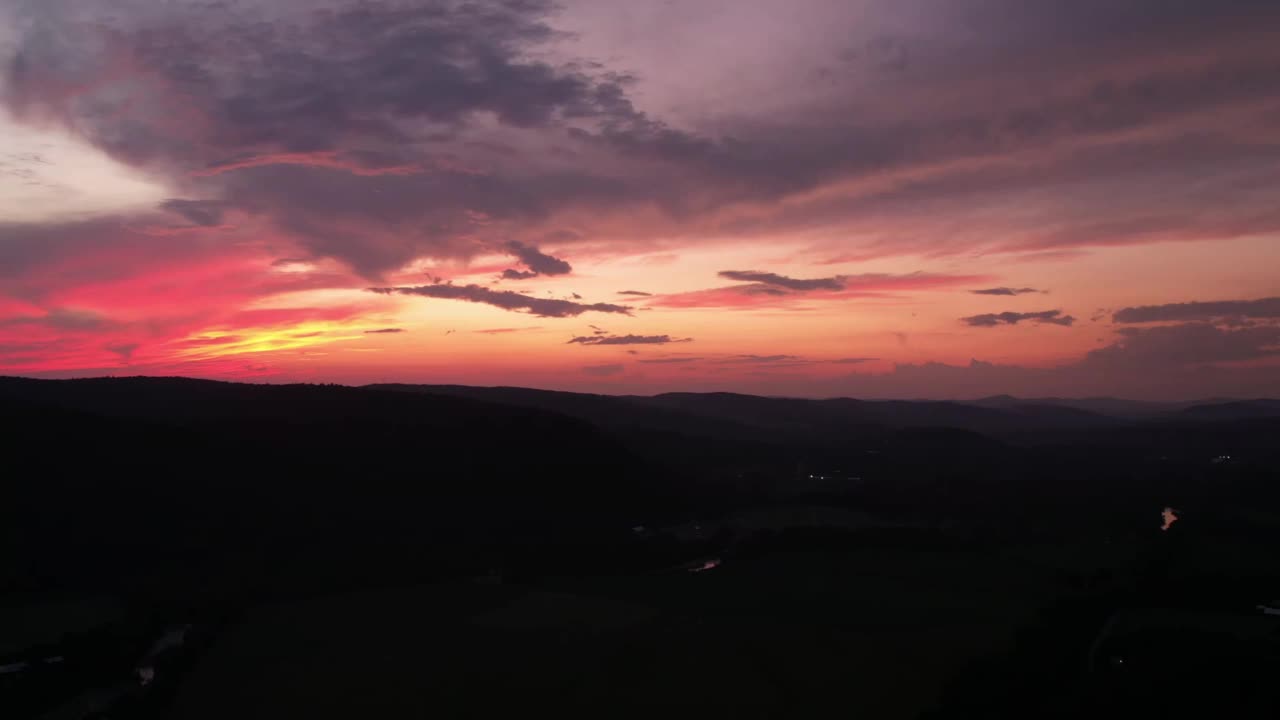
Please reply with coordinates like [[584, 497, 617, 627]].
[[2, 377, 1279, 718]]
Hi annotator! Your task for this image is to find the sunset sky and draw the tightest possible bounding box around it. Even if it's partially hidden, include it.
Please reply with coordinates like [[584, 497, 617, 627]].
[[2, 0, 1278, 399]]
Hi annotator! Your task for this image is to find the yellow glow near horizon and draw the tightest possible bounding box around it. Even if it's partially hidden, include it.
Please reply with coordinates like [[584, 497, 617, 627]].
[[171, 322, 367, 361]]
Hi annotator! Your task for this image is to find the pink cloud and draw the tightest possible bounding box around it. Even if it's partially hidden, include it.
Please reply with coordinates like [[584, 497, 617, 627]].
[[193, 151, 424, 177], [649, 273, 988, 309]]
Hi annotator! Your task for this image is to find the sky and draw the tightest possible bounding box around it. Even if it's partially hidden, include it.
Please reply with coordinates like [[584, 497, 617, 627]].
[[1, 0, 1278, 400]]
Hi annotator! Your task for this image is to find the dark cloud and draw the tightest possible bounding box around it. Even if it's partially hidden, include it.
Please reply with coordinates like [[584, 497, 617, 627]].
[[8, 0, 1280, 280], [501, 269, 539, 281], [105, 342, 139, 360], [0, 308, 118, 332], [637, 356, 705, 364], [7, 0, 643, 163], [3, 0, 675, 277], [617, 290, 653, 297], [811, 320, 1280, 400], [718, 270, 844, 291], [1085, 322, 1280, 367], [829, 357, 877, 364], [506, 241, 572, 276], [363, 328, 404, 334], [474, 326, 542, 334], [971, 287, 1042, 296], [160, 199, 225, 227], [368, 284, 632, 318], [581, 363, 625, 376], [739, 285, 791, 297], [44, 308, 114, 331], [962, 310, 1076, 327], [1112, 297, 1280, 324], [721, 354, 805, 364], [568, 334, 688, 346]]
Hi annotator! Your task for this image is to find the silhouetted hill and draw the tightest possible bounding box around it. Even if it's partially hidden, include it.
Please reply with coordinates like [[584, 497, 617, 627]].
[[379, 384, 1125, 439], [0, 376, 684, 601], [1172, 399, 1280, 422], [371, 383, 774, 440], [5, 376, 1277, 598], [4, 377, 1280, 720]]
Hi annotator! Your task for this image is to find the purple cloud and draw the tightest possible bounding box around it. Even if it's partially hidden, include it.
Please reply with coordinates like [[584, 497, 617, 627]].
[[1112, 297, 1280, 324], [971, 287, 1042, 296], [368, 285, 631, 318], [718, 271, 844, 291], [962, 310, 1076, 327], [568, 334, 689, 346]]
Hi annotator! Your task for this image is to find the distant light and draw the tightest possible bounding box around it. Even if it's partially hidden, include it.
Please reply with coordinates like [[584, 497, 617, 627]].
[[1161, 507, 1179, 531], [690, 558, 720, 573]]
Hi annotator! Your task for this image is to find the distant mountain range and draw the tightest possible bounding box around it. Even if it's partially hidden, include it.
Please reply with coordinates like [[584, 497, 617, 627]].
[[371, 383, 1280, 436], [3, 375, 1278, 605]]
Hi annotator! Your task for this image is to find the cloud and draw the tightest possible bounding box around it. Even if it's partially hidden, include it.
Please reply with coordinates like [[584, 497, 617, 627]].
[[971, 287, 1042, 296], [2, 0, 680, 277], [505, 241, 572, 276], [637, 356, 705, 364], [368, 284, 632, 318], [105, 342, 139, 361], [718, 270, 844, 291], [720, 354, 805, 364], [0, 112, 172, 224], [1086, 322, 1280, 366], [617, 290, 653, 297], [962, 310, 1076, 327], [1112, 297, 1280, 324], [501, 269, 540, 280], [363, 328, 404, 334], [5, 0, 1280, 285], [807, 321, 1280, 400], [0, 308, 119, 333], [652, 272, 986, 309], [160, 199, 226, 227], [568, 334, 688, 346], [474, 326, 542, 334], [4, 0, 1280, 393], [829, 357, 877, 364], [581, 363, 625, 376], [192, 151, 424, 178]]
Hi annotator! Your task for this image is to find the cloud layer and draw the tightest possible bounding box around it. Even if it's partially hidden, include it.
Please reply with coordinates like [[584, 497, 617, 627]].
[[962, 310, 1076, 327], [369, 285, 632, 318], [971, 287, 1042, 296], [718, 271, 845, 292], [1113, 297, 1280, 324], [568, 334, 686, 346], [2, 1, 1279, 397]]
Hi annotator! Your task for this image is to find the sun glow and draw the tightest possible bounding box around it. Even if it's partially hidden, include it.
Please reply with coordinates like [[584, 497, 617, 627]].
[[172, 322, 366, 360]]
